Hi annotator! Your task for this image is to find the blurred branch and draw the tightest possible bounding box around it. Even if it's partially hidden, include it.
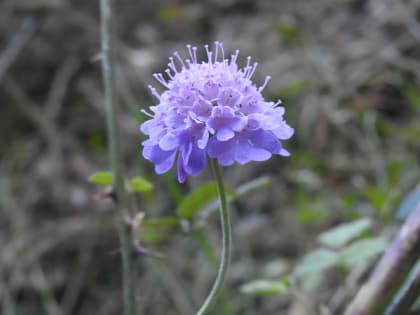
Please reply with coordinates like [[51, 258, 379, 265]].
[[1, 286, 16, 315], [31, 262, 63, 315], [99, 0, 135, 315], [344, 203, 420, 315], [62, 235, 96, 315], [385, 262, 420, 315], [46, 56, 80, 121], [149, 260, 195, 315], [0, 18, 35, 82]]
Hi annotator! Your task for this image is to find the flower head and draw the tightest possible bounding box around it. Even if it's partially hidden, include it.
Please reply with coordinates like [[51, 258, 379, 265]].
[[141, 42, 294, 183]]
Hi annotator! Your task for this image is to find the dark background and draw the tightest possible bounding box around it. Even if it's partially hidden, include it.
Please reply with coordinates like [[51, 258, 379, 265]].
[[1, 0, 419, 314]]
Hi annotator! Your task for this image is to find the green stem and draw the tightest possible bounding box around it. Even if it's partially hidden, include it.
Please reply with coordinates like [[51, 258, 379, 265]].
[[196, 159, 232, 315], [100, 1, 135, 315]]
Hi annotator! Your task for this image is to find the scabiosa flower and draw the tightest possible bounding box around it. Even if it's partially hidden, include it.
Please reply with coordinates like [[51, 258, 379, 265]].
[[141, 42, 294, 183]]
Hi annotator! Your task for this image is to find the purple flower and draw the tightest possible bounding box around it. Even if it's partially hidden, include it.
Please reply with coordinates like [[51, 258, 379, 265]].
[[140, 42, 294, 183]]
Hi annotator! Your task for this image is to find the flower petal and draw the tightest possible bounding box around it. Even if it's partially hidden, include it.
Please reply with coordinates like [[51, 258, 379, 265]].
[[235, 138, 271, 164], [177, 156, 187, 183], [249, 130, 281, 154], [216, 128, 235, 141], [207, 137, 235, 157], [273, 123, 294, 140], [143, 144, 175, 164], [155, 152, 177, 174], [184, 145, 206, 176], [159, 132, 180, 151]]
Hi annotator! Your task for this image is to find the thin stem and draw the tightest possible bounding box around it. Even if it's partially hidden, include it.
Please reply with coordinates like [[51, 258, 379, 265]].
[[196, 159, 232, 315], [385, 262, 420, 315], [344, 203, 420, 315], [100, 1, 135, 315]]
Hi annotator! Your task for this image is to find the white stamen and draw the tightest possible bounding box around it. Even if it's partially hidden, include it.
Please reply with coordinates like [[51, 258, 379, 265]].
[[192, 46, 198, 64], [230, 50, 239, 65], [168, 57, 177, 72], [141, 109, 154, 118], [248, 62, 258, 79], [204, 44, 212, 63], [148, 85, 161, 100], [219, 42, 225, 60], [153, 73, 169, 88], [165, 69, 174, 79], [214, 41, 219, 62], [258, 75, 271, 92], [173, 51, 185, 68], [273, 100, 282, 107], [186, 44, 193, 61], [246, 56, 251, 68]]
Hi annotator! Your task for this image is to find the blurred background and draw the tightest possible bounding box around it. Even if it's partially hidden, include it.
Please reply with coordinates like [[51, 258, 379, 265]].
[[1, 0, 419, 314]]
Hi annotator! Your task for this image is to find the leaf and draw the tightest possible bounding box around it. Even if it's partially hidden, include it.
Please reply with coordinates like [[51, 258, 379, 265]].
[[263, 259, 290, 278], [318, 218, 372, 248], [88, 171, 113, 186], [192, 229, 217, 266], [295, 207, 327, 224], [275, 24, 301, 44], [293, 249, 339, 278], [279, 80, 307, 98], [400, 124, 420, 146], [235, 176, 271, 196], [240, 278, 291, 296], [176, 181, 234, 220], [139, 217, 179, 244], [141, 217, 179, 228], [141, 228, 172, 243], [88, 130, 105, 149], [404, 85, 420, 109], [130, 177, 153, 193], [163, 172, 183, 205], [157, 6, 182, 22], [363, 186, 388, 211], [339, 237, 388, 268], [386, 160, 405, 186]]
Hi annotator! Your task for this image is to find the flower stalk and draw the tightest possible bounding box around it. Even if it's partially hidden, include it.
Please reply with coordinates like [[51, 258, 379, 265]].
[[100, 0, 135, 314], [196, 159, 232, 315]]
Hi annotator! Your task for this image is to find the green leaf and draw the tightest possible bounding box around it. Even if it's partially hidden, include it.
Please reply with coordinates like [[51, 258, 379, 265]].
[[339, 237, 388, 267], [318, 218, 372, 249], [141, 217, 179, 228], [192, 229, 217, 266], [295, 207, 327, 224], [263, 259, 290, 278], [275, 24, 301, 44], [88, 171, 113, 186], [130, 176, 153, 193], [141, 228, 172, 243], [279, 80, 307, 99], [240, 278, 291, 296], [176, 181, 234, 220], [88, 130, 105, 149], [139, 217, 179, 244], [400, 124, 420, 146], [363, 186, 388, 211], [293, 249, 339, 278], [157, 6, 182, 22], [404, 85, 420, 109], [163, 172, 184, 205], [386, 160, 405, 186], [235, 176, 271, 196]]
